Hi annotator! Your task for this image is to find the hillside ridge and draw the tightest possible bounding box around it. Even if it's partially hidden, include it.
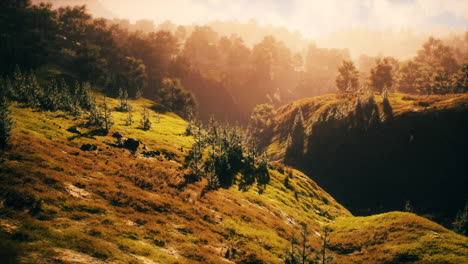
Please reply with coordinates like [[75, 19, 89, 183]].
[[0, 95, 466, 263]]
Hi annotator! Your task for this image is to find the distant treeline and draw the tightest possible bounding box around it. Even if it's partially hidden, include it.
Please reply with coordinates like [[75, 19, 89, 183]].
[[1, 1, 467, 124]]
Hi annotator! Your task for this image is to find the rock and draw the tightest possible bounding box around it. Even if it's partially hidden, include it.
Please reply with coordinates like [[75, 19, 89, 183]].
[[80, 144, 97, 151], [67, 127, 82, 135], [123, 138, 140, 152], [141, 151, 160, 157], [112, 132, 123, 140]]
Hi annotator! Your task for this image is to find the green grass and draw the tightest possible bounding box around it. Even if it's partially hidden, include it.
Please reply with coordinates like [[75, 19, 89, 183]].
[[1, 93, 467, 264]]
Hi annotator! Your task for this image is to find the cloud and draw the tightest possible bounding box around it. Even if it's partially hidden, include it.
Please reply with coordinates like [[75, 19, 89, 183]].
[[100, 0, 468, 37]]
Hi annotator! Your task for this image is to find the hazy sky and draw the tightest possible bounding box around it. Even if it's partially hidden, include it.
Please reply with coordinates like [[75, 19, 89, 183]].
[[101, 0, 468, 37]]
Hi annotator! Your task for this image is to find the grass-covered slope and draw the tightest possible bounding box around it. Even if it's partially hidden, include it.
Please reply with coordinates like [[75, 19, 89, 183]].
[[268, 92, 468, 161], [0, 96, 466, 263], [266, 92, 468, 221], [330, 212, 468, 264], [0, 97, 349, 263]]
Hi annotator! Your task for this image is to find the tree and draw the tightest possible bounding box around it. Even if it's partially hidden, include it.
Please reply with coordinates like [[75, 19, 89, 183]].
[[117, 87, 129, 111], [404, 200, 414, 213], [101, 96, 113, 133], [284, 233, 299, 264], [119, 56, 147, 98], [415, 37, 459, 75], [311, 226, 334, 264], [139, 108, 151, 131], [158, 78, 197, 119], [125, 107, 134, 126], [249, 103, 276, 148], [396, 60, 421, 94], [452, 202, 468, 236], [369, 57, 393, 93], [336, 60, 359, 92], [0, 83, 14, 150], [381, 85, 393, 121], [299, 224, 312, 264], [41, 79, 60, 111], [285, 108, 306, 164], [87, 97, 113, 132], [186, 120, 205, 182], [452, 63, 468, 93]]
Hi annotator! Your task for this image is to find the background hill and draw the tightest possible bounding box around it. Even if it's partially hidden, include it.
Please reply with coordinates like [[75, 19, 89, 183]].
[[0, 95, 466, 263], [264, 92, 468, 226]]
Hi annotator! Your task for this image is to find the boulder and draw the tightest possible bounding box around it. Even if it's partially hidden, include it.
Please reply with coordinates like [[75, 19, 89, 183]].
[[141, 151, 161, 157], [67, 127, 82, 135], [112, 132, 123, 140], [123, 138, 140, 152], [80, 144, 97, 151]]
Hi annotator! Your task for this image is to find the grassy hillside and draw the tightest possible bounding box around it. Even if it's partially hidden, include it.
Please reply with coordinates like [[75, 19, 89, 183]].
[[265, 92, 468, 222], [0, 96, 466, 263], [268, 92, 468, 161]]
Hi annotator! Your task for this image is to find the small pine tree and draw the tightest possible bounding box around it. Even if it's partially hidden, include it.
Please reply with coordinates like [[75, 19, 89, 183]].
[[285, 108, 306, 164], [381, 85, 393, 121], [25, 72, 41, 107], [404, 200, 414, 213], [186, 121, 205, 182], [452, 202, 468, 236], [79, 82, 94, 110], [117, 87, 129, 111], [284, 233, 299, 264], [125, 107, 134, 126], [41, 79, 60, 111], [59, 79, 72, 112], [0, 91, 14, 150], [299, 224, 312, 264], [206, 167, 220, 190], [12, 66, 27, 102], [101, 96, 113, 132], [255, 152, 270, 187], [311, 226, 334, 264], [139, 108, 151, 131]]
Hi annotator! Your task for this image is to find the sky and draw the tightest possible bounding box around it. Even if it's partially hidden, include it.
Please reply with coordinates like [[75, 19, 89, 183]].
[[100, 0, 468, 37]]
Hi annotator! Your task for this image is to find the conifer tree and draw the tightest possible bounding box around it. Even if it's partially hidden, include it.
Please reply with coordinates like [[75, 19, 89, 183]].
[[139, 108, 151, 131], [299, 224, 312, 264], [42, 79, 60, 111], [453, 202, 468, 236], [186, 121, 205, 182], [125, 106, 134, 126], [78, 82, 94, 110], [381, 85, 393, 121], [12, 66, 26, 102], [118, 87, 129, 111], [284, 233, 299, 264], [59, 79, 72, 112], [311, 226, 334, 264], [0, 87, 14, 150], [101, 96, 113, 132], [25, 72, 41, 107], [285, 108, 306, 164]]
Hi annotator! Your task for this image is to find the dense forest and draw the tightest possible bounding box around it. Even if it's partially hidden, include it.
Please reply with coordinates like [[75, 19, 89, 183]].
[[2, 1, 467, 124]]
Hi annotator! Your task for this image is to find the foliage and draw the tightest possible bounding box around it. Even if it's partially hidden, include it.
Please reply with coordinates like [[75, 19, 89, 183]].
[[369, 57, 393, 93], [0, 85, 14, 150], [158, 78, 197, 119], [249, 103, 276, 149], [139, 108, 152, 131], [185, 117, 271, 189], [285, 108, 306, 165], [452, 201, 467, 236], [452, 63, 468, 93], [336, 60, 359, 92]]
